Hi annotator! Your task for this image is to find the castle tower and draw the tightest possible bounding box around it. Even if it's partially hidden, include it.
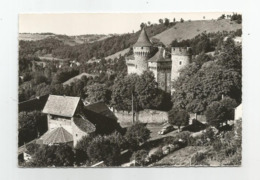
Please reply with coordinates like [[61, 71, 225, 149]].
[[171, 47, 192, 82], [133, 28, 153, 75]]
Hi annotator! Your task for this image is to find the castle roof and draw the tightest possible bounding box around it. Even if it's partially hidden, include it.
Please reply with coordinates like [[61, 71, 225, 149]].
[[40, 127, 73, 145], [148, 47, 171, 62], [133, 28, 152, 47], [42, 95, 80, 117]]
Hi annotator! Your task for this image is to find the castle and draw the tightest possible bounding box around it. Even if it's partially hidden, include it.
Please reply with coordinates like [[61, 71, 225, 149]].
[[126, 28, 192, 93]]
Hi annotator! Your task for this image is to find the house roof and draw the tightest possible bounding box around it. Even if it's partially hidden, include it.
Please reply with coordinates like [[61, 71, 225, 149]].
[[19, 94, 49, 112], [40, 127, 73, 145], [42, 95, 80, 117], [73, 117, 96, 133], [85, 102, 117, 120], [133, 28, 152, 47]]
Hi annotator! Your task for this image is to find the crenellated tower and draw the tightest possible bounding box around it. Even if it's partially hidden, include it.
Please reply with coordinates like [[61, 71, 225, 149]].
[[171, 47, 192, 82]]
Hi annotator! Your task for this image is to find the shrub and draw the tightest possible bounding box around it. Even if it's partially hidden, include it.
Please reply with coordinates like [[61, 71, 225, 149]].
[[191, 152, 206, 165], [131, 149, 149, 166], [87, 135, 121, 166], [124, 123, 151, 150], [212, 139, 223, 152], [149, 147, 163, 162]]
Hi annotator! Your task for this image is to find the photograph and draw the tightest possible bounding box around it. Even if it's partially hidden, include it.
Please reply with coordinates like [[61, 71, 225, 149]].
[[18, 12, 242, 167]]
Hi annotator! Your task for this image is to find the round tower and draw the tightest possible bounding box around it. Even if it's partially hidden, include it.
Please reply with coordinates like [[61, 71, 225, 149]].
[[171, 47, 192, 81], [133, 28, 153, 75]]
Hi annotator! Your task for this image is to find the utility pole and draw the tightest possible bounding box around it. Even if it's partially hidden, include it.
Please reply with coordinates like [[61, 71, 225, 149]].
[[132, 90, 135, 124]]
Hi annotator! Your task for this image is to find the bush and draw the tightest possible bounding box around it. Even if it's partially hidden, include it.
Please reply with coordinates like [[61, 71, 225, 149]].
[[87, 135, 121, 166], [168, 108, 189, 131], [149, 147, 164, 162], [131, 149, 149, 166], [124, 123, 151, 150], [191, 152, 208, 165], [212, 139, 223, 152]]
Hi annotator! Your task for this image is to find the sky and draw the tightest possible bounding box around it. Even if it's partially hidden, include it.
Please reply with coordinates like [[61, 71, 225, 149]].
[[19, 12, 233, 35]]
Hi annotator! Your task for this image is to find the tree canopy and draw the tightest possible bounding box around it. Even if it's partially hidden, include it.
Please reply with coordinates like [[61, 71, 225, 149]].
[[168, 108, 190, 130], [111, 71, 172, 111], [124, 123, 151, 150]]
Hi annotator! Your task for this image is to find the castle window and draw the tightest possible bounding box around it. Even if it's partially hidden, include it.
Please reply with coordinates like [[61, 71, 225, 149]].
[[141, 47, 143, 49], [179, 61, 182, 65], [76, 134, 78, 137]]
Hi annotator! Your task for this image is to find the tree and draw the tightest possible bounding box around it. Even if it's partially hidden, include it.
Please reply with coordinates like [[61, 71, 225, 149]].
[[231, 13, 242, 24], [193, 53, 213, 67], [218, 14, 226, 20], [30, 144, 74, 167], [140, 22, 145, 29], [159, 19, 164, 24], [111, 71, 169, 111], [164, 18, 170, 26], [87, 135, 121, 166], [124, 123, 151, 150], [205, 101, 228, 127], [168, 108, 189, 131], [180, 18, 184, 23], [85, 83, 112, 104], [74, 134, 97, 165], [172, 60, 241, 114], [173, 18, 176, 22], [18, 111, 47, 146]]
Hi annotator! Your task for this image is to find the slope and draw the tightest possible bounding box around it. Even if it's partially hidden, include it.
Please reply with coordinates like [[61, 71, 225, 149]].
[[153, 19, 242, 45]]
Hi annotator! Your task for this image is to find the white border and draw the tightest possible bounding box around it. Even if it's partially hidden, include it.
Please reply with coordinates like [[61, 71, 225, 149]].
[[1, 0, 260, 180]]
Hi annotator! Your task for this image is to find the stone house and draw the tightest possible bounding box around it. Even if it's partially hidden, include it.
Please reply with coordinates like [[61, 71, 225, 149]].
[[41, 95, 96, 147], [40, 95, 122, 147]]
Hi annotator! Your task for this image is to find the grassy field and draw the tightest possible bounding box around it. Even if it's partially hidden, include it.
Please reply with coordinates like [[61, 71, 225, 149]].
[[153, 19, 242, 45]]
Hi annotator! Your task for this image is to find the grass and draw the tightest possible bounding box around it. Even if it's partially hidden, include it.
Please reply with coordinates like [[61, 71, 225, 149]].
[[153, 19, 242, 45], [150, 146, 209, 167]]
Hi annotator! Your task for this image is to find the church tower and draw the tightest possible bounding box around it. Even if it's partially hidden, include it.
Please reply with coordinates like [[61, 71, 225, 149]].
[[133, 28, 153, 75]]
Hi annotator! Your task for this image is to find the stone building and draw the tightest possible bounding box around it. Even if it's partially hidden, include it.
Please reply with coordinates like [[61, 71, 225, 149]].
[[41, 95, 121, 147], [126, 28, 192, 93], [171, 47, 192, 82]]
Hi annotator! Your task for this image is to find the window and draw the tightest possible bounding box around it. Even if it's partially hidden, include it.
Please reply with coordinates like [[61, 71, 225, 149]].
[[179, 61, 182, 65], [141, 47, 143, 49], [76, 134, 78, 137]]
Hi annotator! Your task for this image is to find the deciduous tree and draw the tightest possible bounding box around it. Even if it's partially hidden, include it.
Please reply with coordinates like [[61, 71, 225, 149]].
[[168, 108, 189, 131]]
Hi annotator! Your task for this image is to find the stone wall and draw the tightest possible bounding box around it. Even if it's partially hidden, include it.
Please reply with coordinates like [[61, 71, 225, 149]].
[[71, 119, 89, 147], [115, 109, 168, 125], [47, 115, 72, 134]]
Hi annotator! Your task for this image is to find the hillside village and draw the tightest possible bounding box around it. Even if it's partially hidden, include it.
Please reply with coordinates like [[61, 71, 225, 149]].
[[18, 13, 242, 167]]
